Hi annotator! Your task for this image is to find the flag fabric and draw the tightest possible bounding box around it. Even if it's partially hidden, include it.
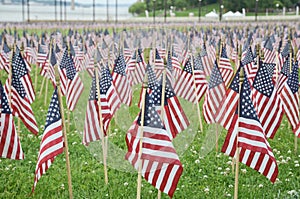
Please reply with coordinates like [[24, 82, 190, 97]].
[[0, 40, 11, 73], [170, 49, 181, 80], [58, 49, 68, 96], [32, 88, 64, 192], [65, 54, 84, 111], [219, 45, 234, 87], [40, 46, 56, 86], [252, 62, 283, 139], [276, 55, 291, 94], [174, 57, 206, 104], [242, 46, 257, 86], [126, 49, 147, 86], [83, 67, 121, 145], [280, 62, 300, 137], [263, 37, 276, 64], [151, 77, 190, 140], [0, 81, 24, 160], [199, 44, 212, 77], [112, 54, 132, 106], [153, 49, 165, 79], [4, 57, 39, 135], [125, 92, 183, 198], [36, 44, 47, 68], [221, 76, 278, 183], [216, 66, 241, 130], [203, 61, 226, 124], [13, 47, 35, 104]]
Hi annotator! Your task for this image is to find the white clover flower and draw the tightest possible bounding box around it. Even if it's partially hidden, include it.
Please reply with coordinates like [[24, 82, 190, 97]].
[[204, 187, 209, 193], [72, 142, 77, 145], [198, 169, 202, 173], [226, 193, 231, 197], [27, 134, 33, 138], [295, 163, 299, 167], [61, 184, 65, 189], [84, 162, 88, 165], [124, 182, 128, 186], [225, 167, 231, 172], [287, 190, 297, 195], [258, 184, 263, 188], [195, 159, 200, 164], [217, 167, 222, 170], [203, 175, 208, 178], [228, 184, 233, 188], [226, 161, 232, 165], [294, 160, 299, 164], [148, 190, 152, 193], [241, 169, 247, 174], [287, 150, 291, 154], [286, 157, 291, 161]]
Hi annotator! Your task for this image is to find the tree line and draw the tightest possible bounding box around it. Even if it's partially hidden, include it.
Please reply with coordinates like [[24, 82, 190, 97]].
[[129, 0, 300, 15]]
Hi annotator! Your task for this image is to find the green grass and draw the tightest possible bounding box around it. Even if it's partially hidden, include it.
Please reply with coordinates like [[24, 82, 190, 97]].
[[1, 54, 300, 199]]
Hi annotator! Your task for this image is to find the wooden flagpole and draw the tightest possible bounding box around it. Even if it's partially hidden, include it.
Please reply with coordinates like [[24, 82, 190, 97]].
[[8, 42, 15, 117], [234, 58, 244, 199], [94, 57, 109, 185], [55, 67, 73, 199], [136, 48, 150, 199], [44, 40, 52, 106], [293, 46, 298, 153], [34, 37, 42, 91]]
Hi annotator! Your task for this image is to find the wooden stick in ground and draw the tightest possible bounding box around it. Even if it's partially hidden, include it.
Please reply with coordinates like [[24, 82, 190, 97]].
[[234, 65, 244, 199], [95, 64, 109, 185], [55, 67, 73, 199], [136, 74, 148, 199]]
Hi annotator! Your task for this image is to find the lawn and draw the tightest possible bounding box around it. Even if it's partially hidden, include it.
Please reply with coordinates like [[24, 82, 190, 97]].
[[0, 31, 300, 198]]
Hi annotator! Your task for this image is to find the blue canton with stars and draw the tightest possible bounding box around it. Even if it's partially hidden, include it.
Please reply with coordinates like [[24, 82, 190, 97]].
[[100, 66, 113, 95], [193, 55, 204, 71], [229, 66, 241, 93], [262, 62, 276, 79], [152, 77, 175, 106], [137, 92, 165, 129], [113, 54, 127, 76], [50, 46, 57, 66], [208, 62, 224, 89], [45, 88, 61, 129], [60, 49, 68, 69], [253, 62, 274, 98], [88, 77, 98, 101], [167, 51, 173, 73], [0, 81, 11, 114], [221, 45, 228, 59], [281, 55, 290, 77], [287, 61, 299, 94], [155, 49, 162, 60], [239, 76, 260, 121], [183, 57, 193, 75], [241, 47, 255, 66], [146, 64, 158, 90], [12, 48, 28, 98], [66, 55, 76, 80]]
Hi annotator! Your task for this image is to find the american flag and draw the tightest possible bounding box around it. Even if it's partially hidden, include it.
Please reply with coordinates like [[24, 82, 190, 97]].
[[0, 39, 11, 74], [277, 41, 290, 71], [123, 39, 132, 64], [276, 55, 291, 93], [125, 93, 183, 198], [153, 49, 165, 79], [65, 54, 84, 111], [36, 44, 47, 68], [0, 81, 24, 160], [174, 56, 207, 104], [252, 62, 283, 139], [193, 55, 208, 102], [83, 68, 121, 145], [112, 54, 132, 106], [203, 61, 226, 124], [280, 62, 300, 137], [216, 66, 241, 130], [219, 45, 234, 87], [263, 37, 276, 64], [126, 49, 146, 86], [58, 49, 68, 96], [40, 46, 56, 86], [170, 49, 181, 80], [199, 43, 212, 77], [32, 88, 64, 192], [4, 63, 39, 135], [242, 46, 257, 86], [24, 39, 36, 65], [151, 77, 190, 140], [221, 76, 278, 183]]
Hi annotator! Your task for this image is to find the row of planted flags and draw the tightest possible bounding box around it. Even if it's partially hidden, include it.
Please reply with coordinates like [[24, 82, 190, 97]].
[[0, 23, 300, 198]]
